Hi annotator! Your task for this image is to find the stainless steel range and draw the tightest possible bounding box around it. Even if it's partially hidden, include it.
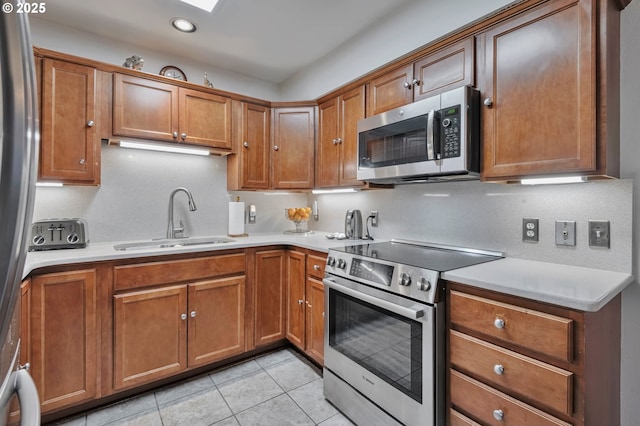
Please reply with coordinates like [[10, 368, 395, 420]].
[[323, 239, 502, 426]]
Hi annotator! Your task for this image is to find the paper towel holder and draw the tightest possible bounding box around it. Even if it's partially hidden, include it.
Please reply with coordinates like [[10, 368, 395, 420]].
[[248, 204, 256, 224]]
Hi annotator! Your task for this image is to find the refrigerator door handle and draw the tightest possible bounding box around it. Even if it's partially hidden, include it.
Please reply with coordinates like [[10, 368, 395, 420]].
[[13, 368, 40, 426]]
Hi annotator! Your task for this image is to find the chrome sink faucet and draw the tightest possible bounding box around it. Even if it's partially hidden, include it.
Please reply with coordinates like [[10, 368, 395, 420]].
[[167, 187, 197, 239]]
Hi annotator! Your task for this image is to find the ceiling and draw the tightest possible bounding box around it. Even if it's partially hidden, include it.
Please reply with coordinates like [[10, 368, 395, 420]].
[[33, 0, 416, 84]]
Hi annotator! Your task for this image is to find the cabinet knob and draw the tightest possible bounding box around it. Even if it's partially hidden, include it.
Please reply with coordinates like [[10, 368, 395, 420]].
[[86, 120, 95, 127], [412, 78, 420, 87], [493, 364, 505, 375], [484, 97, 494, 107], [336, 138, 343, 144], [181, 313, 187, 320], [493, 409, 504, 421], [298, 299, 304, 305], [273, 145, 279, 151], [332, 138, 338, 145], [494, 318, 505, 329], [243, 141, 249, 148], [173, 132, 178, 138], [306, 301, 312, 308], [181, 133, 187, 140], [190, 310, 196, 318], [79, 159, 86, 165], [403, 81, 412, 89], [313, 264, 321, 271]]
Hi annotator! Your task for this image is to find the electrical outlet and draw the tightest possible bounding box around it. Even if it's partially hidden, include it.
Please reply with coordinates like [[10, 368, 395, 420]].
[[555, 221, 576, 246], [589, 220, 610, 248], [371, 211, 379, 227], [522, 218, 539, 242]]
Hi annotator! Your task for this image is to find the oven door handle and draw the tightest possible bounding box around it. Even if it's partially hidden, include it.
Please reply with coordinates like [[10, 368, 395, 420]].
[[324, 278, 425, 320]]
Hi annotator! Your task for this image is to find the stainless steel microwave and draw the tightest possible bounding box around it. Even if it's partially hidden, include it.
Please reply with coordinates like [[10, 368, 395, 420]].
[[357, 85, 480, 184]]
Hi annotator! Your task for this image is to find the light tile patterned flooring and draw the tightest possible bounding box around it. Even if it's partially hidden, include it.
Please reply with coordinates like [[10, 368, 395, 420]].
[[50, 349, 354, 426]]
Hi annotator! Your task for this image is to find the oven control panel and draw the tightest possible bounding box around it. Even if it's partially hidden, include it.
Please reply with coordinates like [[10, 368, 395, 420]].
[[325, 253, 439, 304]]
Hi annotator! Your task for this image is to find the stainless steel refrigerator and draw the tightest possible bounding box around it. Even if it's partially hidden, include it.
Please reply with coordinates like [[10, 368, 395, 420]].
[[0, 6, 41, 426]]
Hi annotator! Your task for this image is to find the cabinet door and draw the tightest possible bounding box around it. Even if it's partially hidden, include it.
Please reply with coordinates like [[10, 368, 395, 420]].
[[305, 277, 325, 365], [367, 63, 413, 116], [316, 97, 340, 187], [113, 286, 187, 390], [254, 250, 286, 346], [338, 86, 366, 187], [112, 73, 178, 142], [40, 59, 98, 183], [30, 269, 98, 413], [285, 251, 306, 350], [413, 37, 474, 101], [187, 277, 245, 367], [9, 280, 32, 422], [480, 0, 595, 180], [179, 88, 232, 150], [272, 107, 315, 189], [228, 101, 271, 190]]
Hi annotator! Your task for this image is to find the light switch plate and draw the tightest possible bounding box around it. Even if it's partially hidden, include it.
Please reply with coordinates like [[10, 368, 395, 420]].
[[589, 220, 610, 248], [555, 221, 576, 246], [522, 218, 539, 242]]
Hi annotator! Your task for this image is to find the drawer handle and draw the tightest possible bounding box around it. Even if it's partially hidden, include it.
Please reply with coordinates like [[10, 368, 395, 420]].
[[494, 318, 505, 329], [493, 409, 504, 421], [313, 265, 321, 271], [493, 364, 504, 375]]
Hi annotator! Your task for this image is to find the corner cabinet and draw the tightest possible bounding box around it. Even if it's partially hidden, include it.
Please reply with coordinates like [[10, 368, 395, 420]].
[[112, 73, 232, 151], [317, 87, 365, 188], [479, 0, 619, 181], [272, 107, 316, 189], [447, 283, 621, 426], [39, 58, 101, 184]]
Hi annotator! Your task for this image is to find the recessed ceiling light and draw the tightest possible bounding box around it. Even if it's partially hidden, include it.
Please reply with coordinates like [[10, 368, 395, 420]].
[[179, 0, 220, 13], [171, 17, 198, 33]]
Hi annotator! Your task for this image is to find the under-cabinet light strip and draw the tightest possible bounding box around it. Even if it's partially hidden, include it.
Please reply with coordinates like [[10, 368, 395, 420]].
[[311, 188, 359, 194], [520, 176, 587, 185], [118, 141, 210, 156]]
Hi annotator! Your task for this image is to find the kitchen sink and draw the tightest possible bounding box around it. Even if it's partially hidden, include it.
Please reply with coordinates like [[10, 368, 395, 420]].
[[113, 236, 235, 251]]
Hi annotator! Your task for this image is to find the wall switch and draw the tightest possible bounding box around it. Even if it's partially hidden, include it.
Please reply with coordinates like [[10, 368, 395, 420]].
[[522, 218, 539, 242], [248, 204, 256, 224], [555, 221, 576, 246], [589, 220, 610, 248], [371, 211, 379, 227]]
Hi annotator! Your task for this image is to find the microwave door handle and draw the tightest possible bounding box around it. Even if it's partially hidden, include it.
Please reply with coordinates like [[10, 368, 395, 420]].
[[426, 109, 436, 160], [323, 278, 425, 320]]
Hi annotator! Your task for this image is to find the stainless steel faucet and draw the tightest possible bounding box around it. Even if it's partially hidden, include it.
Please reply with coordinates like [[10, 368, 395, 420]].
[[167, 187, 197, 239]]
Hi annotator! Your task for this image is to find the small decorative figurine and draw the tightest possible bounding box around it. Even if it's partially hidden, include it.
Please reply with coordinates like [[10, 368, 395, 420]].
[[123, 55, 144, 70], [204, 72, 214, 88]]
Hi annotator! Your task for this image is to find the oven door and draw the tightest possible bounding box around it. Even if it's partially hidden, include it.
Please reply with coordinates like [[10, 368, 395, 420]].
[[323, 275, 444, 426]]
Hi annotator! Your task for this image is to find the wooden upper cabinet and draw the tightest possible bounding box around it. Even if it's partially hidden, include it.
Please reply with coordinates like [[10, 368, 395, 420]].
[[317, 86, 366, 188], [480, 0, 597, 180], [113, 73, 232, 150], [113, 73, 178, 142], [179, 88, 232, 150], [40, 58, 100, 184], [228, 101, 271, 190], [272, 107, 315, 189], [367, 37, 473, 115]]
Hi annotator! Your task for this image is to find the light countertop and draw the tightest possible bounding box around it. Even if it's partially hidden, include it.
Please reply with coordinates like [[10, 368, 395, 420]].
[[24, 233, 634, 312]]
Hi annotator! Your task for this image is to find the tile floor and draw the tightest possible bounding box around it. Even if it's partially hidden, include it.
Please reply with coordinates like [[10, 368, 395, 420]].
[[50, 349, 354, 426]]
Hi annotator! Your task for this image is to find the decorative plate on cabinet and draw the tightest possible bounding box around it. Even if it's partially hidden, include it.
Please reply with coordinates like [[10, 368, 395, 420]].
[[160, 65, 187, 81]]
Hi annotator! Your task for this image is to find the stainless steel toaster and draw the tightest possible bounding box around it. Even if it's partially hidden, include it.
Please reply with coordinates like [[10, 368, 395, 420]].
[[29, 218, 89, 251]]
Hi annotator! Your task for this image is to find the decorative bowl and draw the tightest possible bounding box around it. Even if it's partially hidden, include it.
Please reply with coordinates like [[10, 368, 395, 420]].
[[284, 207, 312, 234]]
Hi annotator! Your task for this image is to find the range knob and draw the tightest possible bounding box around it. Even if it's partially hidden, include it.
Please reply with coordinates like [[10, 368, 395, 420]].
[[32, 235, 46, 246], [418, 278, 431, 292], [67, 233, 80, 244], [337, 259, 347, 270], [399, 272, 412, 286], [327, 256, 336, 267]]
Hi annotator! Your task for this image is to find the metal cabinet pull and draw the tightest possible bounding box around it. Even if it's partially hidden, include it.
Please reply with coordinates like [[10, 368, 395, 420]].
[[306, 301, 312, 308], [243, 141, 249, 148], [403, 81, 411, 89], [493, 409, 504, 421], [190, 311, 196, 318], [412, 78, 420, 86], [484, 97, 493, 107], [298, 299, 304, 305], [181, 132, 187, 140], [336, 138, 343, 144], [181, 313, 187, 320], [493, 364, 504, 375], [79, 158, 86, 165], [494, 318, 505, 329], [273, 145, 279, 151], [173, 131, 178, 138], [87, 120, 95, 127], [313, 265, 321, 271], [332, 138, 338, 145]]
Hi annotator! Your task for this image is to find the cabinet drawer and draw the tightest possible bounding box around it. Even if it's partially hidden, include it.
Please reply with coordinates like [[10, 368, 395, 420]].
[[114, 253, 245, 291], [449, 290, 574, 362], [307, 254, 327, 279], [450, 330, 573, 415], [450, 370, 571, 426], [450, 409, 482, 426]]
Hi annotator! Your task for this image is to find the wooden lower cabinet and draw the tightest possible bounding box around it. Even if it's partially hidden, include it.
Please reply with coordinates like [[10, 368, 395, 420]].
[[447, 283, 621, 426], [30, 269, 98, 413], [113, 276, 246, 390], [254, 249, 287, 346], [285, 250, 326, 365]]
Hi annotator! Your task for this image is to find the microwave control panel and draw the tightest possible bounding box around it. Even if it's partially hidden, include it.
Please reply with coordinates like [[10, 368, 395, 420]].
[[440, 104, 461, 158]]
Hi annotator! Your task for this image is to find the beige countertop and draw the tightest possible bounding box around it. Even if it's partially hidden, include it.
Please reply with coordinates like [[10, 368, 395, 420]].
[[24, 233, 633, 312]]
